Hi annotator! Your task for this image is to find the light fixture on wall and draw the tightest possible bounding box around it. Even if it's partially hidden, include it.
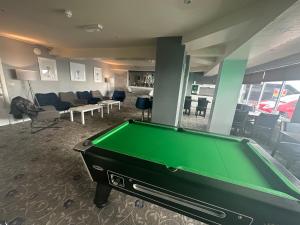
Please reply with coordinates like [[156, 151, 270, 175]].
[[33, 47, 42, 56], [16, 69, 40, 106]]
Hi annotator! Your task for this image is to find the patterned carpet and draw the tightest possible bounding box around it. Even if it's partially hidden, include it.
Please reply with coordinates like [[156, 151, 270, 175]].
[[0, 107, 205, 225]]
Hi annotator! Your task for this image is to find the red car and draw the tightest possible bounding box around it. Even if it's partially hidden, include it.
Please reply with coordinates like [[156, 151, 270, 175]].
[[258, 94, 300, 118]]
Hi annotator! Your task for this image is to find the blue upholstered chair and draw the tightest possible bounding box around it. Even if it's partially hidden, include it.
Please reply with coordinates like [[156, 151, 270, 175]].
[[35, 93, 71, 111], [112, 90, 126, 102], [76, 91, 100, 104], [135, 97, 151, 121]]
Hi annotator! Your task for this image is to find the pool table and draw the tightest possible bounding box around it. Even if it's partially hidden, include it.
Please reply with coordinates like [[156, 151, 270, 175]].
[[74, 120, 300, 225]]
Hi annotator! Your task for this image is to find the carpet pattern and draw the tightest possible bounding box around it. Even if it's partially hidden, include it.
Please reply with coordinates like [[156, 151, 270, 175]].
[[0, 107, 205, 225]]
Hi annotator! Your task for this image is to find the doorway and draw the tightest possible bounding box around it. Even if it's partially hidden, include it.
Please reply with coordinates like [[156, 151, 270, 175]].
[[0, 58, 10, 126]]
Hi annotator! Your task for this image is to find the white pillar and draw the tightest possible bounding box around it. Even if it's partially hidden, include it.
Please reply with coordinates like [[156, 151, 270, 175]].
[[151, 37, 186, 126], [209, 59, 248, 135]]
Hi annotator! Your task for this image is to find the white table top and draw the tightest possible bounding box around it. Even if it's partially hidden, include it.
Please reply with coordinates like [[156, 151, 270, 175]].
[[100, 100, 120, 104], [70, 104, 103, 112]]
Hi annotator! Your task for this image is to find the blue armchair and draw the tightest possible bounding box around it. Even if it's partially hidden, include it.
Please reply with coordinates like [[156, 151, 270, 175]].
[[76, 91, 100, 104], [112, 90, 126, 102], [135, 96, 151, 121], [35, 93, 71, 111]]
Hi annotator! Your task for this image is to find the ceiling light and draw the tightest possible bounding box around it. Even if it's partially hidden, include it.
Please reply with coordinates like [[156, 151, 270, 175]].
[[184, 0, 192, 4], [33, 48, 42, 55], [82, 24, 103, 32], [64, 9, 72, 18]]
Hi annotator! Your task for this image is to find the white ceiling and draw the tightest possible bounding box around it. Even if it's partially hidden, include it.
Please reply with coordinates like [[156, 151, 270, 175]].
[[0, 0, 298, 72], [247, 1, 300, 68], [0, 0, 253, 48]]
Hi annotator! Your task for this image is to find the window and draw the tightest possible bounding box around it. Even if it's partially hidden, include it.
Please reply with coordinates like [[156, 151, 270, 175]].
[[239, 80, 300, 119], [276, 81, 300, 119]]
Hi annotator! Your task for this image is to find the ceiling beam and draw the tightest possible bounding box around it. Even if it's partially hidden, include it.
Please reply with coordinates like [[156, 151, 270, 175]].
[[50, 46, 156, 60], [184, 21, 251, 52], [191, 57, 216, 65], [188, 46, 225, 57], [189, 65, 212, 73], [183, 0, 296, 49], [109, 64, 155, 71], [185, 0, 298, 74]]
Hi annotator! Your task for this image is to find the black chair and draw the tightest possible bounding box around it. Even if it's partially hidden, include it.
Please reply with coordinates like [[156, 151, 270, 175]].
[[236, 104, 253, 112], [112, 90, 126, 102], [252, 113, 280, 144], [135, 97, 151, 121], [195, 98, 208, 117], [10, 96, 60, 133], [273, 142, 300, 170], [183, 96, 192, 115], [35, 93, 71, 111], [231, 110, 249, 136], [271, 122, 300, 156], [76, 91, 100, 104]]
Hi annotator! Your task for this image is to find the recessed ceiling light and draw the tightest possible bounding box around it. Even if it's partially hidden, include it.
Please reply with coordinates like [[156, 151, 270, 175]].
[[82, 24, 103, 32], [184, 0, 192, 4], [64, 9, 72, 18]]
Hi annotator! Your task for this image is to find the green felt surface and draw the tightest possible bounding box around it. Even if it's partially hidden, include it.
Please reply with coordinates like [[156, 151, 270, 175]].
[[92, 121, 296, 198]]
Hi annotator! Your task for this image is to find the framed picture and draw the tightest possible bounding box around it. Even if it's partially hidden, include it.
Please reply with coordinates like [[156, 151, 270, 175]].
[[38, 57, 58, 81], [94, 67, 103, 82], [70, 62, 86, 81]]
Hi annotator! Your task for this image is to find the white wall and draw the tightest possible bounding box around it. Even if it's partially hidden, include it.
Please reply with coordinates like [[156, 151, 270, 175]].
[[0, 37, 115, 101], [113, 69, 128, 90], [208, 59, 247, 135]]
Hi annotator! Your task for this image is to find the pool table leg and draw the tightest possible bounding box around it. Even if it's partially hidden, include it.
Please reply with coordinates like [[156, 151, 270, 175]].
[[94, 182, 112, 208]]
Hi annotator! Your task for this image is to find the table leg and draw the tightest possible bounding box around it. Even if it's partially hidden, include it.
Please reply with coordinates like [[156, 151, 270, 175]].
[[70, 111, 74, 122], [91, 110, 94, 117], [94, 182, 112, 208], [81, 111, 85, 125], [118, 102, 120, 110], [107, 104, 110, 114], [101, 107, 103, 118]]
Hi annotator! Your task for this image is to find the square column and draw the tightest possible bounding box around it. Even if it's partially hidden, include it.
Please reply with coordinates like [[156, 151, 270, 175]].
[[208, 59, 248, 135], [151, 37, 186, 126], [177, 55, 191, 125]]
